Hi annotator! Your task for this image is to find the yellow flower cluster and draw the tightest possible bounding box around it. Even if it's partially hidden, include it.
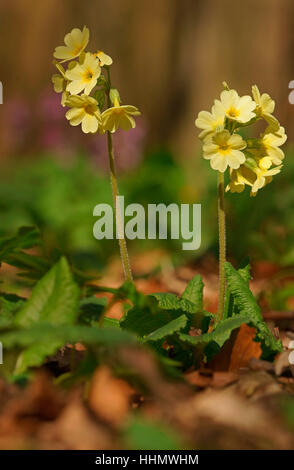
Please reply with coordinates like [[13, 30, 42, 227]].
[[195, 85, 286, 196], [52, 27, 140, 134]]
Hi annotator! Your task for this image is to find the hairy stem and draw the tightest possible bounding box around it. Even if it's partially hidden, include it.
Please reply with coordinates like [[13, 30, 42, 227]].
[[106, 130, 133, 282], [103, 66, 133, 281], [217, 171, 226, 322]]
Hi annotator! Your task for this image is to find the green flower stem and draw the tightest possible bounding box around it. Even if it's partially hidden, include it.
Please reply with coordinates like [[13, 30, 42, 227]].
[[106, 130, 133, 282], [217, 171, 226, 322], [104, 66, 133, 281]]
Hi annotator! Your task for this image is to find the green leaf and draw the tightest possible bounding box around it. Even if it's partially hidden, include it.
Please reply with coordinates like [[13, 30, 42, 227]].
[[5, 252, 51, 281], [181, 274, 204, 310], [224, 261, 251, 320], [95, 281, 143, 305], [150, 289, 211, 332], [145, 314, 188, 342], [0, 226, 40, 260], [224, 262, 282, 358], [15, 257, 80, 328], [150, 293, 197, 314], [96, 75, 107, 87], [78, 296, 107, 325], [0, 293, 26, 329], [102, 317, 120, 329], [120, 297, 181, 337], [1, 324, 136, 350], [124, 416, 180, 450], [237, 262, 252, 285], [178, 315, 249, 349], [224, 262, 262, 321], [0, 323, 137, 374], [93, 89, 105, 111]]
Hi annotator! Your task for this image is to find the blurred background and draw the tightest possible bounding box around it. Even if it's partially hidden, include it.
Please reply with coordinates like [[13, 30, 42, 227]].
[[0, 0, 294, 308]]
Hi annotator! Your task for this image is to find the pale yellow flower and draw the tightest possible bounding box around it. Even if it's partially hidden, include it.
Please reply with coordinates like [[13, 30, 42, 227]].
[[226, 165, 256, 193], [102, 104, 141, 133], [252, 85, 279, 132], [53, 26, 89, 61], [94, 51, 113, 66], [65, 52, 101, 95], [260, 126, 287, 165], [203, 130, 246, 172], [52, 63, 69, 106], [250, 165, 282, 196], [195, 101, 225, 140], [216, 89, 256, 124], [65, 94, 102, 134], [257, 156, 273, 170], [226, 155, 282, 196]]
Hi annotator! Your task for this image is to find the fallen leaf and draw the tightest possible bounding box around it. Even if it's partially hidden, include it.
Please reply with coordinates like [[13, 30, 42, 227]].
[[88, 366, 134, 426], [229, 324, 262, 371]]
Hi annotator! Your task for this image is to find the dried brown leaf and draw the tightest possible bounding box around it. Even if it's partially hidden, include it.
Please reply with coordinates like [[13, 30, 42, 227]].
[[88, 366, 134, 426]]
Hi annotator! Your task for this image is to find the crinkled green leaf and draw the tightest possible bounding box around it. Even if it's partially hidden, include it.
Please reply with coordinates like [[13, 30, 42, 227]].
[[120, 296, 183, 337], [237, 261, 252, 285], [15, 257, 80, 327], [151, 289, 211, 333], [178, 315, 249, 348], [224, 262, 263, 322], [150, 293, 196, 314], [181, 274, 204, 310], [224, 262, 282, 358], [144, 314, 188, 342], [224, 261, 251, 320]]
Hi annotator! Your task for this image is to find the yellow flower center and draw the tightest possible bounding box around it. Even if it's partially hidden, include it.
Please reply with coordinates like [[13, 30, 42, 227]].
[[227, 107, 240, 118], [255, 105, 262, 116], [83, 69, 94, 83], [84, 104, 96, 115], [218, 144, 231, 155]]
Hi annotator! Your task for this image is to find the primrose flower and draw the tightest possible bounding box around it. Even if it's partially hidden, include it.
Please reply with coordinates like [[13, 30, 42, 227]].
[[195, 101, 225, 140], [250, 165, 282, 196], [203, 130, 246, 172], [226, 154, 282, 196], [102, 104, 141, 133], [65, 52, 101, 95], [217, 89, 256, 124], [94, 51, 113, 67], [252, 85, 279, 132], [51, 63, 69, 106], [226, 165, 256, 194], [260, 126, 287, 165], [53, 26, 89, 62], [65, 94, 102, 134]]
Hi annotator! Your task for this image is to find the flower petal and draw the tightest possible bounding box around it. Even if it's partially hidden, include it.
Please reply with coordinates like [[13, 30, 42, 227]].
[[82, 114, 99, 133]]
